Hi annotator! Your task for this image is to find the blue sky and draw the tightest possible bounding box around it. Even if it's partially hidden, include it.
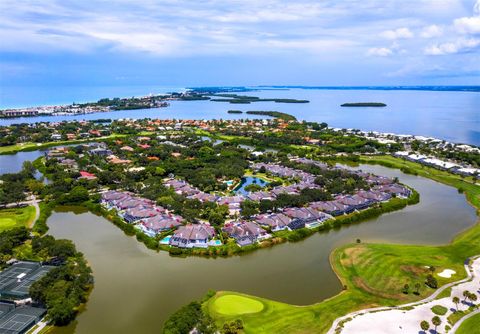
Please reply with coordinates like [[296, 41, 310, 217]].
[[1, 0, 480, 87]]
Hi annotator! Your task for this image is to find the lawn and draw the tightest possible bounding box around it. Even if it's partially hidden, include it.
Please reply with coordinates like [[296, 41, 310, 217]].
[[456, 312, 480, 334], [0, 206, 36, 231], [0, 134, 126, 155], [204, 155, 480, 333], [211, 293, 264, 315]]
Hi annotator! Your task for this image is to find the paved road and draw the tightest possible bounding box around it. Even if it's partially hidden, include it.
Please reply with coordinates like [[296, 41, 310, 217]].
[[30, 195, 40, 227]]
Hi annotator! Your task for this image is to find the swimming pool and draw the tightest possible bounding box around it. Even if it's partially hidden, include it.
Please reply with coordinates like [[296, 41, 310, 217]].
[[159, 236, 172, 244]]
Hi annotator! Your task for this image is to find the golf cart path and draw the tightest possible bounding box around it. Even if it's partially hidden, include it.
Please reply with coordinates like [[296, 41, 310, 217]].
[[327, 256, 480, 334]]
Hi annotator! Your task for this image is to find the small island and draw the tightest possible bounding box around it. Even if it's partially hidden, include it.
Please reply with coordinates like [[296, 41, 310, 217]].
[[245, 111, 297, 121], [341, 102, 387, 107], [227, 110, 243, 114]]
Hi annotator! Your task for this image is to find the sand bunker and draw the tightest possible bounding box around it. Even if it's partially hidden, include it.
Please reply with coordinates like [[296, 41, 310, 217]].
[[437, 269, 456, 278]]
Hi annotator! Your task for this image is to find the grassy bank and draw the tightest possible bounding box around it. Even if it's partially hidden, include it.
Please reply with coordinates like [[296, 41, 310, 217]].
[[202, 155, 480, 333], [0, 134, 126, 155], [456, 313, 480, 334], [0, 206, 36, 231]]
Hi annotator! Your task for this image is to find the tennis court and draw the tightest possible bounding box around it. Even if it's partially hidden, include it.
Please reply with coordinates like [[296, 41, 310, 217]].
[[0, 262, 55, 299], [0, 303, 45, 334]]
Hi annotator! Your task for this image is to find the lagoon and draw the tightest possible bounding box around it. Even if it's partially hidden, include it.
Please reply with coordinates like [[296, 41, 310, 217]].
[[46, 164, 477, 334]]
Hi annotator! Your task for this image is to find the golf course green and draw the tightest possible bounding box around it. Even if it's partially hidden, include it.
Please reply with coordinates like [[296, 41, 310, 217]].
[[212, 293, 264, 315]]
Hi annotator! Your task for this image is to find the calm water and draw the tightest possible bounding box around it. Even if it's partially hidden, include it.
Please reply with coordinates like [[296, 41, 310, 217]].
[[1, 88, 479, 145], [46, 165, 477, 334], [0, 150, 45, 174], [233, 176, 269, 195]]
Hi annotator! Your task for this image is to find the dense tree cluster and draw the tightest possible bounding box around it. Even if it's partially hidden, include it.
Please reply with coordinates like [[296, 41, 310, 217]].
[[29, 236, 93, 325], [0, 228, 93, 326], [162, 298, 217, 334], [0, 161, 38, 205]]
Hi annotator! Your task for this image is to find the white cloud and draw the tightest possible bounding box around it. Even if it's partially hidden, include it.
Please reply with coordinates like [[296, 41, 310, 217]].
[[454, 16, 480, 34], [420, 25, 443, 38], [380, 27, 414, 40], [367, 47, 393, 57], [424, 38, 480, 55], [453, 0, 480, 34]]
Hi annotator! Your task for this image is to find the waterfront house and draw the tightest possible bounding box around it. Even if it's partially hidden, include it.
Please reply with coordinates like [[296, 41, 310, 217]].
[[255, 213, 291, 231], [357, 190, 391, 202], [337, 194, 374, 211], [377, 184, 411, 198], [311, 200, 353, 216], [222, 221, 270, 247], [123, 206, 160, 223], [287, 218, 306, 230], [169, 224, 216, 248], [140, 215, 183, 236]]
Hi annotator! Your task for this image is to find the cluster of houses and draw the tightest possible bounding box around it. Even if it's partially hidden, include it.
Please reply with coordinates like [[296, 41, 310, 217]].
[[101, 191, 184, 237], [394, 151, 480, 178], [163, 162, 323, 214]]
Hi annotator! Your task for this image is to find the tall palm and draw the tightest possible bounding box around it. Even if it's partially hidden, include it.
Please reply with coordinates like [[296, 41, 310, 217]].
[[432, 316, 441, 334], [453, 296, 460, 311], [463, 290, 470, 302], [420, 320, 430, 333]]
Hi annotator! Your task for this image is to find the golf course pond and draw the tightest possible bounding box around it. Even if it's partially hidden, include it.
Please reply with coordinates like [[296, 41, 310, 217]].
[[45, 164, 477, 334]]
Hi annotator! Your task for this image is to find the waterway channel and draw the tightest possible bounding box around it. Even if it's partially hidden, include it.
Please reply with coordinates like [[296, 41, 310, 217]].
[[45, 164, 477, 334]]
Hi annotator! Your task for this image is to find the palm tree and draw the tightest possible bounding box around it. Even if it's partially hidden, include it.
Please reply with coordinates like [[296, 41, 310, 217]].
[[469, 293, 477, 304], [453, 296, 460, 311], [420, 320, 430, 333], [432, 316, 441, 333], [415, 282, 421, 295], [463, 290, 471, 302]]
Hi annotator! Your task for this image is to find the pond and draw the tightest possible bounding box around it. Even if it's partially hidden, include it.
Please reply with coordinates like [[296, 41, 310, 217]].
[[45, 164, 477, 334], [233, 176, 269, 195]]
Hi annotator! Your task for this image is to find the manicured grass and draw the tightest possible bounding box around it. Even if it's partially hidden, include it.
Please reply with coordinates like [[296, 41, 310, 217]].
[[0, 206, 36, 231], [0, 134, 126, 155], [212, 293, 264, 315], [204, 155, 480, 333], [431, 305, 448, 316], [456, 312, 480, 334]]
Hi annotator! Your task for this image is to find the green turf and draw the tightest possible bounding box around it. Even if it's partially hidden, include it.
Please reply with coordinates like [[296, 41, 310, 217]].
[[204, 155, 480, 334], [0, 206, 36, 231], [431, 305, 448, 316], [456, 312, 480, 334], [212, 293, 265, 315], [0, 134, 126, 155]]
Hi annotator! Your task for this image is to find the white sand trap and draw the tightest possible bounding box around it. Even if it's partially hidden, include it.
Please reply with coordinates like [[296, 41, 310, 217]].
[[438, 269, 456, 278]]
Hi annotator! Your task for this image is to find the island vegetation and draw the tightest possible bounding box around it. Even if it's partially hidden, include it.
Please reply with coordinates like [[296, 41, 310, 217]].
[[341, 102, 387, 107], [245, 111, 297, 121], [227, 110, 243, 114]]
